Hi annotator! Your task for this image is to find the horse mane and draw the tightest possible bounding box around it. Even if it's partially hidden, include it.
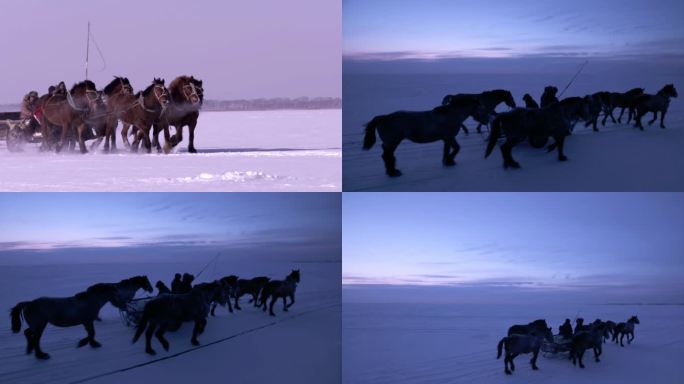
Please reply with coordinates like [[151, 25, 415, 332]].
[[103, 76, 128, 95], [71, 80, 96, 93], [142, 79, 164, 97]]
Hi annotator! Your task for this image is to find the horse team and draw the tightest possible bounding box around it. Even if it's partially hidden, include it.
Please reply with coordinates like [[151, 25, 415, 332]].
[[10, 269, 301, 359], [497, 316, 641, 375], [363, 83, 678, 176], [34, 75, 203, 154]]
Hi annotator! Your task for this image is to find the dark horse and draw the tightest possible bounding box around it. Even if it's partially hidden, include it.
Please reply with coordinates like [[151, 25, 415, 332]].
[[569, 321, 606, 368], [362, 98, 489, 177], [232, 276, 271, 311], [613, 316, 640, 346], [507, 319, 550, 336], [523, 93, 539, 109], [634, 84, 678, 130], [39, 80, 105, 153], [441, 89, 516, 134], [151, 75, 204, 153], [132, 281, 225, 355], [10, 283, 118, 359], [610, 88, 645, 124], [210, 275, 239, 315], [117, 78, 169, 152], [260, 270, 300, 317], [485, 103, 572, 169], [497, 328, 553, 375], [93, 76, 134, 152]]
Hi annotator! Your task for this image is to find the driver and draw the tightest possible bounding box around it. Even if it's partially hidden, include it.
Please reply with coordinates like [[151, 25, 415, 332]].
[[19, 91, 40, 132]]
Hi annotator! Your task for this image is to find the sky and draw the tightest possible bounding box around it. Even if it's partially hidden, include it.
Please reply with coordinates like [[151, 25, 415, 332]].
[[344, 0, 684, 69], [0, 193, 341, 264], [343, 193, 684, 302], [0, 0, 341, 103]]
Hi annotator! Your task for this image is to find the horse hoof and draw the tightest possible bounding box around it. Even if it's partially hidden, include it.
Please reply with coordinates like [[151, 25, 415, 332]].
[[559, 155, 568, 162], [36, 353, 50, 360], [270, 313, 276, 317], [90, 341, 102, 348], [386, 169, 402, 177], [146, 349, 157, 356], [189, 147, 197, 154], [532, 366, 538, 370], [660, 125, 666, 129], [505, 371, 511, 375], [443, 160, 456, 167], [77, 339, 89, 348], [191, 340, 200, 346], [162, 343, 170, 351]]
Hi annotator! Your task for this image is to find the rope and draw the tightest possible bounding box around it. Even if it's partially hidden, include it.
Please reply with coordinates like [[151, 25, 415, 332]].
[[195, 253, 219, 279], [68, 303, 339, 384]]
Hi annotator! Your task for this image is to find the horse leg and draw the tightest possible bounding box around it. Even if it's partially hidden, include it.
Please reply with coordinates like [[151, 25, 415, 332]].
[[659, 110, 667, 129], [504, 354, 511, 375], [475, 122, 482, 134], [210, 302, 216, 317], [121, 123, 131, 148], [234, 294, 241, 311], [151, 124, 162, 153], [191, 320, 201, 346], [617, 107, 626, 123], [282, 296, 288, 312], [286, 293, 295, 309], [509, 353, 518, 371], [55, 121, 70, 153], [155, 323, 170, 351], [24, 329, 34, 354], [635, 111, 645, 131], [578, 349, 585, 368], [647, 111, 658, 125], [443, 137, 460, 166], [188, 121, 197, 153], [145, 321, 157, 355], [554, 135, 568, 161], [531, 349, 539, 370], [269, 296, 278, 316], [460, 123, 469, 135], [80, 321, 101, 348], [620, 333, 625, 347], [32, 323, 50, 360], [608, 107, 617, 124], [76, 123, 88, 154], [501, 139, 520, 169], [381, 142, 401, 177]]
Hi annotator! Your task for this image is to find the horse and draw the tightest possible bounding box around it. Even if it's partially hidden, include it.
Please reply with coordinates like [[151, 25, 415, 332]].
[[362, 98, 489, 177], [38, 80, 104, 153], [497, 328, 553, 375], [132, 281, 225, 355], [583, 94, 604, 131], [151, 75, 204, 153], [10, 283, 118, 359], [614, 316, 640, 346], [441, 89, 516, 134], [116, 78, 170, 153], [634, 84, 678, 130], [507, 319, 550, 336], [94, 275, 153, 321], [260, 270, 300, 317], [233, 276, 271, 310], [156, 281, 171, 295], [523, 93, 539, 109], [210, 275, 239, 315], [569, 324, 604, 368], [91, 76, 134, 152], [485, 103, 572, 169], [540, 86, 559, 107], [610, 88, 645, 124], [559, 96, 591, 131]]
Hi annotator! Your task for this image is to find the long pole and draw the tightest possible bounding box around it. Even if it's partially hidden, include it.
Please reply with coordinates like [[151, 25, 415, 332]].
[[85, 21, 90, 80], [558, 60, 588, 98]]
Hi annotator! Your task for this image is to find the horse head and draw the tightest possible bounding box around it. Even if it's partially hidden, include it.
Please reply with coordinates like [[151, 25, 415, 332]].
[[504, 91, 517, 109], [287, 269, 301, 283], [628, 316, 640, 324], [660, 84, 678, 98], [144, 78, 170, 107], [135, 275, 154, 293]]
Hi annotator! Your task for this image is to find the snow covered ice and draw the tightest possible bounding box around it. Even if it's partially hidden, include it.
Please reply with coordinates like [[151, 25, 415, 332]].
[[0, 109, 341, 192]]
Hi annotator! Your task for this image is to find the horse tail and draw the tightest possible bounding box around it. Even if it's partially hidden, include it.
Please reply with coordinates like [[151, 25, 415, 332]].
[[497, 337, 506, 359], [485, 116, 502, 158], [132, 307, 149, 344], [362, 116, 384, 150], [10, 301, 28, 333]]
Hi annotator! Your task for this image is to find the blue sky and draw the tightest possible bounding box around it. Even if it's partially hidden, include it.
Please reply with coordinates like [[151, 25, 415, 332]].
[[0, 193, 340, 262], [344, 0, 684, 60], [343, 193, 684, 300]]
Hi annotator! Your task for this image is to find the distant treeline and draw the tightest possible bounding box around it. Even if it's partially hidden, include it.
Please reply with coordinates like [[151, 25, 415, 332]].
[[0, 97, 342, 113], [201, 97, 341, 111]]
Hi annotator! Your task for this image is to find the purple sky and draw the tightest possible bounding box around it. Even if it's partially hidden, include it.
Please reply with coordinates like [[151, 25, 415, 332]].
[[343, 193, 684, 302], [0, 193, 341, 264], [0, 0, 340, 104]]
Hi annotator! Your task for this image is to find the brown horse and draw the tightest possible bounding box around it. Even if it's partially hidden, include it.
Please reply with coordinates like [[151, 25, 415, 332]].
[[113, 78, 170, 153], [91, 76, 134, 152], [38, 80, 104, 153], [151, 75, 204, 153]]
